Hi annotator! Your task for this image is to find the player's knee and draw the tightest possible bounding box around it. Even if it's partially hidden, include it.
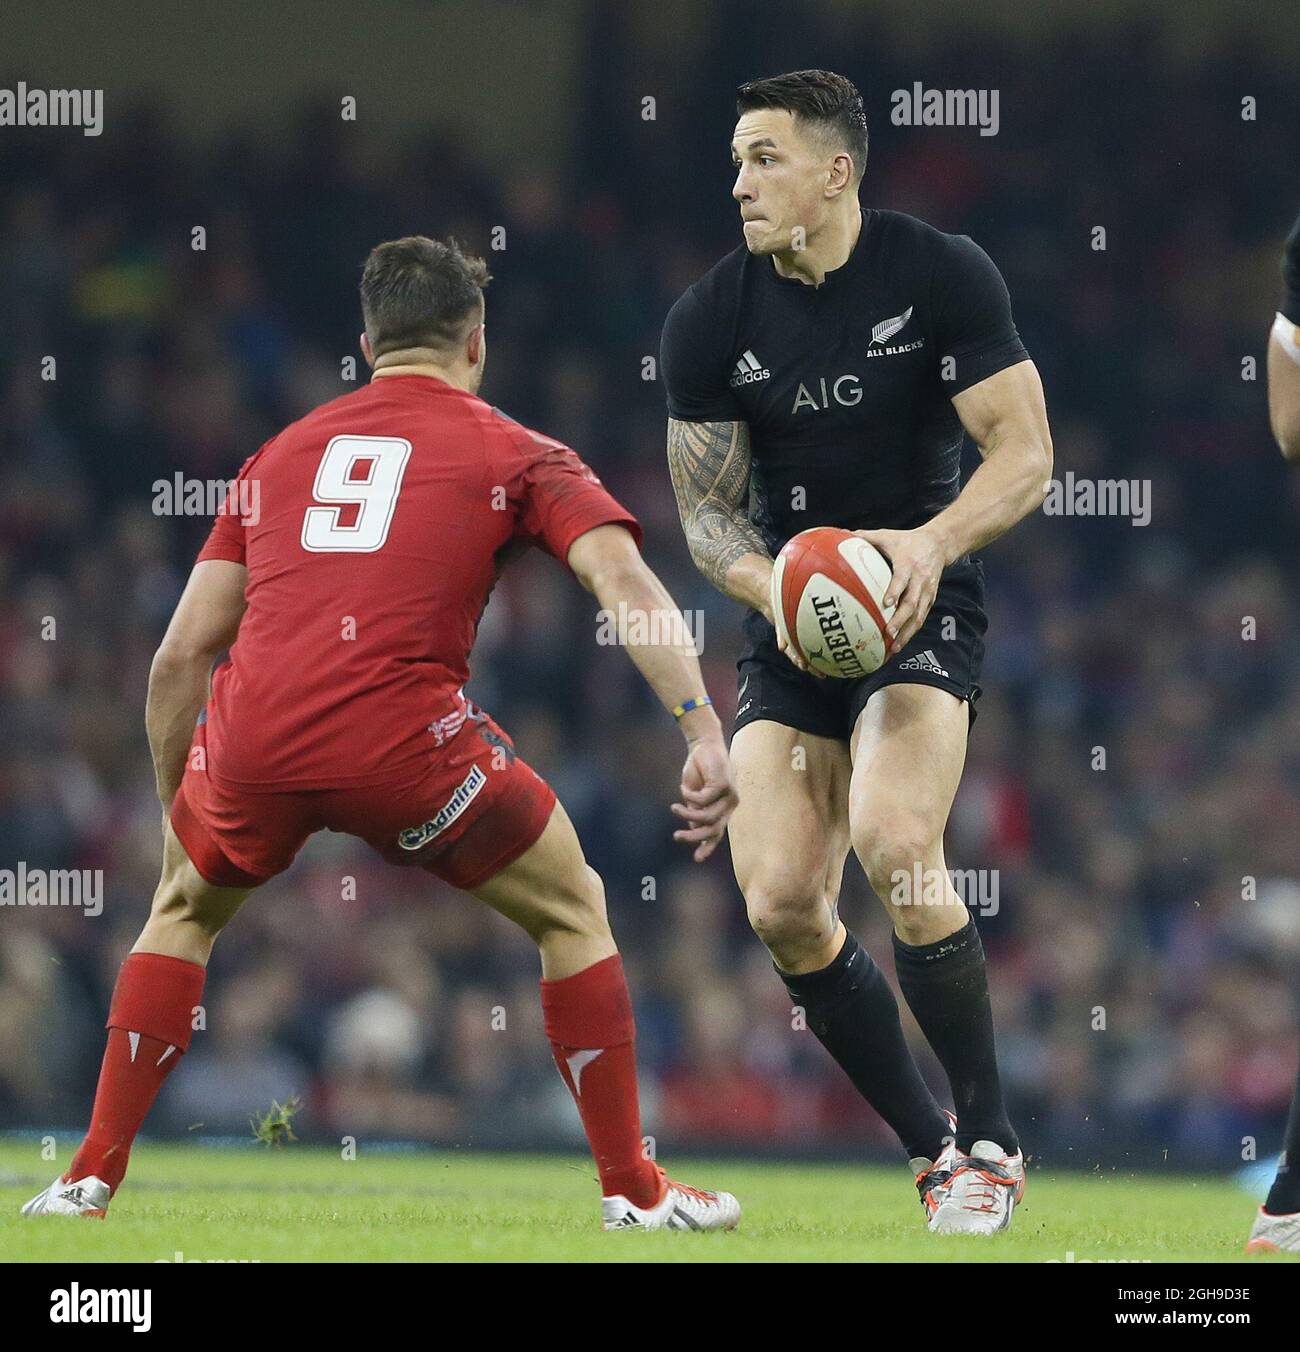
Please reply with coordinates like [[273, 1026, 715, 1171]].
[[853, 810, 939, 907], [148, 879, 227, 939], [742, 873, 833, 959], [535, 864, 611, 944]]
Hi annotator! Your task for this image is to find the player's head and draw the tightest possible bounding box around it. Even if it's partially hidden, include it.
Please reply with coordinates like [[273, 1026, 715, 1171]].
[[359, 235, 491, 392], [732, 69, 867, 255]]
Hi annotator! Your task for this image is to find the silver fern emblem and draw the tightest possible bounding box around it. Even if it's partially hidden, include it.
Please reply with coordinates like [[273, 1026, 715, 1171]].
[[870, 305, 913, 345]]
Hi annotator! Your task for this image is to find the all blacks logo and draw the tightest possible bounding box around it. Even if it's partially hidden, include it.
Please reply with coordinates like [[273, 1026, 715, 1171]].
[[809, 593, 868, 679]]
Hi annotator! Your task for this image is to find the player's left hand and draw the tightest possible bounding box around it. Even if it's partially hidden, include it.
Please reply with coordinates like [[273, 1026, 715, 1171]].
[[853, 526, 946, 654], [671, 735, 739, 863]]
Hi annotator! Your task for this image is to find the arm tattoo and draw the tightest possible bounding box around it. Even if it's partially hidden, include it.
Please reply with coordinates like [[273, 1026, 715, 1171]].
[[666, 417, 769, 594]]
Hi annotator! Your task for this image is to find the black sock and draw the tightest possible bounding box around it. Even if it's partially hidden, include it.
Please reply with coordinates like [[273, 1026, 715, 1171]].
[[893, 919, 1018, 1156], [779, 930, 950, 1162], [1265, 1060, 1300, 1215]]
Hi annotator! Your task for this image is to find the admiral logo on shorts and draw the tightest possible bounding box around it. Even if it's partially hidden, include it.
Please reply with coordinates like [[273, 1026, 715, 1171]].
[[397, 765, 487, 850]]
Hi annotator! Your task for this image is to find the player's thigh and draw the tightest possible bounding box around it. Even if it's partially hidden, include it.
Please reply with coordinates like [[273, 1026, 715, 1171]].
[[729, 718, 852, 910], [469, 799, 607, 944], [848, 682, 970, 882], [137, 820, 255, 943]]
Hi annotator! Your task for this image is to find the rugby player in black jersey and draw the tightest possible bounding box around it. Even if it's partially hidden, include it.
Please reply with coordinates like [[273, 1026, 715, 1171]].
[[1246, 209, 1300, 1254], [662, 70, 1053, 1234]]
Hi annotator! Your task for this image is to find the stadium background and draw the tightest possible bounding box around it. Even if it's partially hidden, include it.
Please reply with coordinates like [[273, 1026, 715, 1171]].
[[2, 0, 1299, 1173]]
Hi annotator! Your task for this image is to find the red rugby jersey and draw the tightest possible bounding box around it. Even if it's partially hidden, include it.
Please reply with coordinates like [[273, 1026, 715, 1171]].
[[195, 373, 640, 788]]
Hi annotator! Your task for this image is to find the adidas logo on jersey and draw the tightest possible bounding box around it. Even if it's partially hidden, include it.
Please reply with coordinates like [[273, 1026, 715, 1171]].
[[729, 349, 770, 387], [897, 648, 949, 677]]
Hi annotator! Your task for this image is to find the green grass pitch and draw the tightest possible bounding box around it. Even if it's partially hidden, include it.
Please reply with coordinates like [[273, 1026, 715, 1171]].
[[1, 1140, 1292, 1263]]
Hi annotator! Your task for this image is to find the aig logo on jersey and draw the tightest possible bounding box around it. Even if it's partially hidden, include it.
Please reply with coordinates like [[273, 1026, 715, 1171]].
[[793, 305, 924, 414], [729, 349, 770, 387]]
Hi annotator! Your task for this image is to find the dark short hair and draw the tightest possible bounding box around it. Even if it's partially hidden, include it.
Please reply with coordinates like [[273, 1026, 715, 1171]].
[[360, 235, 490, 358], [736, 69, 868, 180]]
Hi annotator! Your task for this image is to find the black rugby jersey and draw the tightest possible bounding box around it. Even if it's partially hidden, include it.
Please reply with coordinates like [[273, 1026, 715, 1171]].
[[1282, 209, 1300, 324], [661, 209, 1029, 554]]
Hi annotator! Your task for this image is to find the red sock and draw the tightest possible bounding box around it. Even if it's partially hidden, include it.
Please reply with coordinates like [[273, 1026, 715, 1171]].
[[540, 954, 661, 1208], [67, 952, 206, 1195]]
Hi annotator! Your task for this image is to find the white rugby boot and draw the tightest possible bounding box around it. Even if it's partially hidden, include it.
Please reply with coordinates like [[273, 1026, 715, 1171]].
[[21, 1175, 111, 1218], [913, 1109, 961, 1226], [602, 1168, 741, 1231], [1246, 1206, 1300, 1253], [926, 1139, 1025, 1235]]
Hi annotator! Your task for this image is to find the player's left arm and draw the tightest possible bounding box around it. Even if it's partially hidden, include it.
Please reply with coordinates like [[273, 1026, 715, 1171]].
[[1268, 321, 1300, 461], [1268, 211, 1300, 462], [858, 228, 1053, 651], [146, 559, 247, 812], [858, 361, 1052, 651]]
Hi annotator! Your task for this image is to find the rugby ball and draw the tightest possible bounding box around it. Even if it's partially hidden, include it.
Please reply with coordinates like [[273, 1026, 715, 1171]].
[[771, 527, 895, 678]]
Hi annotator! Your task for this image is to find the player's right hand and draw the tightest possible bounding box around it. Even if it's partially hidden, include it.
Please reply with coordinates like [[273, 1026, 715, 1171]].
[[776, 627, 825, 678], [671, 735, 739, 862]]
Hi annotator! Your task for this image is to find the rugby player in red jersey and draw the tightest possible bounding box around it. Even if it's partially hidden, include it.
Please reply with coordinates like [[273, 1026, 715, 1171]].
[[23, 237, 741, 1233]]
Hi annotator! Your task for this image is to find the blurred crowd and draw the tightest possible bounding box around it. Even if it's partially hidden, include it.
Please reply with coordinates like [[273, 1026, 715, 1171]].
[[2, 8, 1299, 1169]]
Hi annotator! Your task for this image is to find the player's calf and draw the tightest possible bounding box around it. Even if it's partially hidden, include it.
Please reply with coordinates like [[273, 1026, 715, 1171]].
[[851, 779, 1019, 1162], [474, 804, 741, 1229], [22, 825, 251, 1217], [23, 948, 208, 1215]]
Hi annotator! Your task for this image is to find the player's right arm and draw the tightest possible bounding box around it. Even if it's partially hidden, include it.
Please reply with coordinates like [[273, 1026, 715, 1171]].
[[147, 559, 246, 812], [502, 420, 739, 860], [148, 450, 260, 815], [659, 286, 775, 621], [665, 416, 772, 617], [568, 523, 737, 861], [1268, 211, 1300, 462]]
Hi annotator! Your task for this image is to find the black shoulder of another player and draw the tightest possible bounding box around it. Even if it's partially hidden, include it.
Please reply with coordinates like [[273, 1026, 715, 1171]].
[[927, 227, 1029, 395], [1281, 210, 1300, 324], [660, 250, 746, 423]]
